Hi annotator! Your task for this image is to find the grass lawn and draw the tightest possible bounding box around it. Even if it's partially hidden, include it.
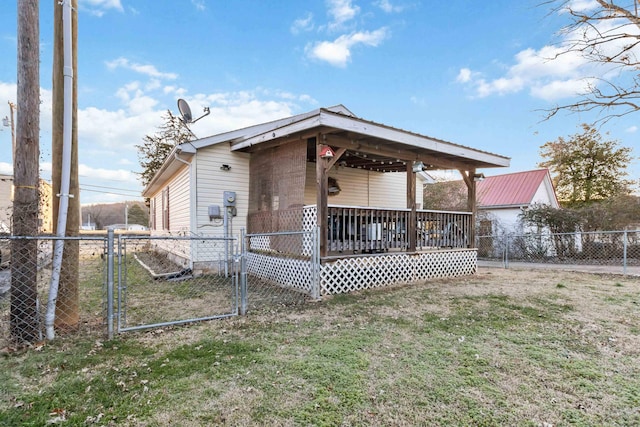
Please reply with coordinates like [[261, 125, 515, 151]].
[[1, 267, 639, 426]]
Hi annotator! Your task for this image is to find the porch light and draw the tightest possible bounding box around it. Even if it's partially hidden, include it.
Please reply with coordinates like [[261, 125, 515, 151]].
[[412, 161, 425, 173], [319, 145, 335, 159], [473, 173, 485, 182]]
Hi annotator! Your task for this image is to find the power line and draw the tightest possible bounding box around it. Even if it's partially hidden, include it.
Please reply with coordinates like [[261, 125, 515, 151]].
[[80, 182, 142, 194]]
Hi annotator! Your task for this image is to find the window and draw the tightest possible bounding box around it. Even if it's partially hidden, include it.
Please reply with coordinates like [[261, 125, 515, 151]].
[[150, 198, 156, 230], [162, 187, 170, 230]]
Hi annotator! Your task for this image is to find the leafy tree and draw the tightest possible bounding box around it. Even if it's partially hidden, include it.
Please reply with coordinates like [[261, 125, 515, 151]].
[[577, 194, 640, 231], [544, 1, 640, 121], [422, 179, 467, 211], [538, 124, 635, 207], [136, 110, 194, 187], [127, 203, 149, 226]]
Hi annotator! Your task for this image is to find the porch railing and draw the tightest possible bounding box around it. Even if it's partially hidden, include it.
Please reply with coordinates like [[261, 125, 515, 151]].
[[327, 205, 471, 253]]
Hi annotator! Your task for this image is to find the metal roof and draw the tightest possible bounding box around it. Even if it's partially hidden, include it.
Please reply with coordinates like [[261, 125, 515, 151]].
[[477, 169, 552, 208]]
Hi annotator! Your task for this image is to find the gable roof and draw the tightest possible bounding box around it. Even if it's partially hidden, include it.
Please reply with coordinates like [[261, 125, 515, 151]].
[[477, 169, 558, 208], [143, 105, 511, 197]]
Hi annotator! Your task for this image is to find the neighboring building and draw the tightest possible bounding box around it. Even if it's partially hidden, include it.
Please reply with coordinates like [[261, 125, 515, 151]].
[[142, 105, 510, 295], [0, 173, 53, 234], [0, 174, 12, 233], [476, 169, 559, 235]]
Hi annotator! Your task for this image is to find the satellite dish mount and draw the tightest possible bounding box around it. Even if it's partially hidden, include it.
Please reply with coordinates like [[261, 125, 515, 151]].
[[177, 98, 210, 124]]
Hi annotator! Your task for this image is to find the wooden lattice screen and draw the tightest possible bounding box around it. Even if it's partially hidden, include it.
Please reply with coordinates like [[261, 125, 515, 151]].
[[248, 140, 307, 251]]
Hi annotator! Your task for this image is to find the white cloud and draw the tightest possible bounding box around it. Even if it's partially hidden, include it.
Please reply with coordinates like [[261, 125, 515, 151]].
[[456, 5, 640, 104], [306, 28, 389, 67], [191, 0, 205, 11], [564, 0, 599, 13], [456, 68, 472, 83], [106, 57, 178, 80], [626, 125, 638, 133], [327, 0, 360, 31], [79, 0, 124, 16], [375, 0, 406, 13], [530, 78, 595, 101], [1, 70, 317, 204], [291, 12, 314, 34]]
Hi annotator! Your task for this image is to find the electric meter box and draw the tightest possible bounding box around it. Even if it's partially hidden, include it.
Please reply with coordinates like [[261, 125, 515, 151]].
[[223, 191, 237, 207]]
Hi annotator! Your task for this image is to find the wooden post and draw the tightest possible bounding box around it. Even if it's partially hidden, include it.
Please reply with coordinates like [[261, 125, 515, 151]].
[[316, 135, 328, 258], [459, 169, 477, 248], [406, 163, 417, 252], [11, 0, 41, 344], [52, 0, 80, 330]]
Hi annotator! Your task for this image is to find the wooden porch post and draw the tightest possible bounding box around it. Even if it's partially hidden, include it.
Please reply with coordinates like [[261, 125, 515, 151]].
[[316, 135, 328, 258], [406, 163, 417, 252], [459, 169, 477, 248]]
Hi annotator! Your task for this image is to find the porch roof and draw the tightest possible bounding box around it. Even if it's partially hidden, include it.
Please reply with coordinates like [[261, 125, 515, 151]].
[[143, 104, 510, 196], [226, 106, 510, 172]]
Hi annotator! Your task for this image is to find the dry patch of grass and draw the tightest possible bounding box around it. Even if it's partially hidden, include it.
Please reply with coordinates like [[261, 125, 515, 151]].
[[1, 267, 640, 426]]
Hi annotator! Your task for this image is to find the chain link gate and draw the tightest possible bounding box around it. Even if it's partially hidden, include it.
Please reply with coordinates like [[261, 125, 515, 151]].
[[111, 234, 241, 334], [242, 229, 320, 314]]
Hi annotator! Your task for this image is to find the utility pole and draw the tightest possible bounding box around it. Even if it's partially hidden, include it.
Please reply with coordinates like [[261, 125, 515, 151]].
[[11, 0, 41, 344], [51, 0, 80, 331]]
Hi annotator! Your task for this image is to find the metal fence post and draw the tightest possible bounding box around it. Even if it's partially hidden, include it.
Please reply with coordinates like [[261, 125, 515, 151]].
[[106, 229, 114, 340], [240, 229, 247, 315], [314, 225, 321, 300], [504, 234, 510, 269], [623, 229, 628, 276]]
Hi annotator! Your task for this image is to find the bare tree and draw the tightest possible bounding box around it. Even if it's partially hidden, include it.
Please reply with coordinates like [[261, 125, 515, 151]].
[[544, 0, 640, 121]]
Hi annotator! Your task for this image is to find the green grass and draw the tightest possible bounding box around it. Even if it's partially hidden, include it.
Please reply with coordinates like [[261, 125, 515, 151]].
[[1, 268, 640, 426]]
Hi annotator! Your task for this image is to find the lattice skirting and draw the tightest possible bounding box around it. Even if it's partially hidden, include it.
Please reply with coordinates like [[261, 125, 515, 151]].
[[246, 252, 316, 295], [320, 249, 477, 295]]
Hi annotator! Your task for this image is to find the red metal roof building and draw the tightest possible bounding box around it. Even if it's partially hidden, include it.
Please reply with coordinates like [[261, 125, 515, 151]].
[[477, 169, 559, 209]]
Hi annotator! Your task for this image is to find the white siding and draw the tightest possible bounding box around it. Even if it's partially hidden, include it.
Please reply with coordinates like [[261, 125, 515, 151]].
[[194, 143, 250, 238], [168, 166, 191, 233], [304, 164, 422, 208], [147, 164, 190, 235]]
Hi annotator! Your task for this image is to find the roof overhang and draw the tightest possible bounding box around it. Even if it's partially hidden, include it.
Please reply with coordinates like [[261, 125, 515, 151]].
[[141, 105, 510, 197], [141, 144, 196, 197], [230, 108, 510, 171]]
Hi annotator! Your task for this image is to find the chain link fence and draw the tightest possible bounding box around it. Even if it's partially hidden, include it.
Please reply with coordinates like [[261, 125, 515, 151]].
[[243, 230, 319, 313], [477, 230, 640, 275], [115, 235, 240, 333], [1, 230, 319, 347], [1, 235, 106, 348]]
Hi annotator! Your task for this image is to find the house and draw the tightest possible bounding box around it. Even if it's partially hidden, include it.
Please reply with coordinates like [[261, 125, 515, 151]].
[[0, 173, 53, 234], [476, 169, 559, 236], [142, 105, 510, 295]]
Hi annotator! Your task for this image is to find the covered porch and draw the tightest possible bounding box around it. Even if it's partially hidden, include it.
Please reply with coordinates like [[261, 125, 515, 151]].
[[235, 106, 509, 294]]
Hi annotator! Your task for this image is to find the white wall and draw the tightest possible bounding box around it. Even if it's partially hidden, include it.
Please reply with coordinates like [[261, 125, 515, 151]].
[[194, 143, 250, 238], [303, 164, 423, 208], [147, 164, 190, 235]]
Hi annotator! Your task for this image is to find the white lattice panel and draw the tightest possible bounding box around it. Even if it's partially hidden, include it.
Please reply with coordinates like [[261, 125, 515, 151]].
[[320, 249, 477, 295], [249, 235, 271, 251], [247, 252, 316, 294], [302, 206, 317, 256]]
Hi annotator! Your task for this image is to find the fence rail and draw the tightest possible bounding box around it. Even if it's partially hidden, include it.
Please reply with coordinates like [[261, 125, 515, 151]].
[[477, 229, 640, 275], [1, 229, 318, 347]]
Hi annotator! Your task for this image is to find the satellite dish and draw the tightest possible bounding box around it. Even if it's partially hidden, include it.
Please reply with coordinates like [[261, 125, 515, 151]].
[[177, 98, 210, 124], [177, 98, 193, 123]]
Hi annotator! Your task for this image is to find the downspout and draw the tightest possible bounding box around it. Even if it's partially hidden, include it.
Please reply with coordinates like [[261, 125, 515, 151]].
[[173, 151, 194, 269], [46, 0, 73, 340]]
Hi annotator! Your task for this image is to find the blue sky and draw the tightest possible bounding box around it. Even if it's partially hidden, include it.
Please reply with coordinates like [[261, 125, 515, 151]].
[[0, 0, 638, 205]]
